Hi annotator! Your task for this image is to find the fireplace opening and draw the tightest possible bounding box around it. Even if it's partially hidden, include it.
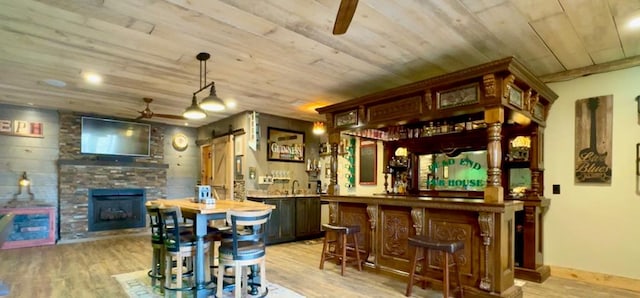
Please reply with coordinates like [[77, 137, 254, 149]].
[[88, 188, 146, 232]]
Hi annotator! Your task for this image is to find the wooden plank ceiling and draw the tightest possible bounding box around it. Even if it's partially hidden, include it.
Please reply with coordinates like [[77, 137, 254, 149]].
[[1, 0, 639, 126]]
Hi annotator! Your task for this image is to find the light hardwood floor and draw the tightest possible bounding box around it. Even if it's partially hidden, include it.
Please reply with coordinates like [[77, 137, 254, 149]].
[[0, 236, 638, 298]]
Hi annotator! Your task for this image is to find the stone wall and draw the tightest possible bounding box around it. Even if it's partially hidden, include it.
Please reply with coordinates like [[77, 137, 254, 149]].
[[57, 112, 168, 241]]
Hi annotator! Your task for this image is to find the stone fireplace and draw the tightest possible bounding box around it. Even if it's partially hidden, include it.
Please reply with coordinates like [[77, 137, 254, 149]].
[[57, 112, 168, 241]]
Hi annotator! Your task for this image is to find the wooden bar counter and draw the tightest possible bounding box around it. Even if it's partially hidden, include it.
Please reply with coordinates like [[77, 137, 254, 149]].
[[323, 194, 524, 298]]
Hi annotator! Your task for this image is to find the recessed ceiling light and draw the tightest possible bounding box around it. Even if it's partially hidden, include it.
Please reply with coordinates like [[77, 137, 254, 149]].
[[83, 72, 102, 84], [628, 17, 640, 29], [184, 122, 189, 126], [225, 99, 237, 108], [42, 79, 67, 87]]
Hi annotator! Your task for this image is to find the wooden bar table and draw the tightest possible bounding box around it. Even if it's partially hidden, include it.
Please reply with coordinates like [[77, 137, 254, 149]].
[[151, 198, 274, 297]]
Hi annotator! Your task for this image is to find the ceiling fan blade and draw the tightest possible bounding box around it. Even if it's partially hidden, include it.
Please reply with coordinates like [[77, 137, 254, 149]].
[[333, 0, 359, 35], [154, 113, 186, 120]]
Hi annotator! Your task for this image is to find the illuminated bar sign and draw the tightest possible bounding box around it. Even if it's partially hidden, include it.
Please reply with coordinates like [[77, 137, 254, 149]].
[[0, 119, 44, 138]]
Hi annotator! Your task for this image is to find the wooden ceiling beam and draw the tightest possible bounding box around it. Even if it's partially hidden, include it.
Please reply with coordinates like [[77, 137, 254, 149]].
[[539, 55, 640, 83]]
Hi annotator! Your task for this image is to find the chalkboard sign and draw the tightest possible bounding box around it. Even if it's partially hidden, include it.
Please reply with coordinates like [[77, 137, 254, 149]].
[[359, 140, 377, 185]]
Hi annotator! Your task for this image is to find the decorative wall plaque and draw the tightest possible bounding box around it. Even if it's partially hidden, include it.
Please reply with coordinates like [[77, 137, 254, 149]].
[[0, 119, 44, 138], [437, 83, 479, 109], [533, 102, 544, 120], [334, 109, 358, 127], [575, 95, 612, 184], [508, 85, 523, 109]]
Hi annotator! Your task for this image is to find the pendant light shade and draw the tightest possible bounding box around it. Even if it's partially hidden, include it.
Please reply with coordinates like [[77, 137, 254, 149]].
[[199, 83, 225, 111], [183, 95, 207, 119]]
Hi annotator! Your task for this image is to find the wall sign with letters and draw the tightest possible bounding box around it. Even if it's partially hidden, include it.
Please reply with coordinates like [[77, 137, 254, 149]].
[[0, 119, 44, 138], [575, 95, 612, 184]]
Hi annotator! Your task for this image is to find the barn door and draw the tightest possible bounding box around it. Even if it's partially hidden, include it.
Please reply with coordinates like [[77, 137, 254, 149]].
[[212, 135, 234, 200], [200, 144, 213, 186]]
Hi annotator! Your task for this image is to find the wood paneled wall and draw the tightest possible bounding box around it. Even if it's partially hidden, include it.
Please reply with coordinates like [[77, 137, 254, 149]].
[[0, 104, 59, 207]]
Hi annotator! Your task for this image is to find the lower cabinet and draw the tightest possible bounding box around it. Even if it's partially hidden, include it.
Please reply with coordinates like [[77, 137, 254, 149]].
[[295, 196, 321, 238], [249, 198, 295, 245], [248, 196, 321, 244]]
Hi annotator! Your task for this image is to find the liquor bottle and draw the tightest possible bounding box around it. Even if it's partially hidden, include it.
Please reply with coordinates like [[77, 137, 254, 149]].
[[465, 117, 473, 131], [441, 121, 449, 133]]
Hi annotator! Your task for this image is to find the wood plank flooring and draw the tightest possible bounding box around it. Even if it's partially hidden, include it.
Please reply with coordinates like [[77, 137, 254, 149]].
[[0, 236, 638, 298]]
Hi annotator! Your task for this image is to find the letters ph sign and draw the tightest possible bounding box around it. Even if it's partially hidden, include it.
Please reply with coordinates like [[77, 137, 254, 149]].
[[0, 119, 44, 138]]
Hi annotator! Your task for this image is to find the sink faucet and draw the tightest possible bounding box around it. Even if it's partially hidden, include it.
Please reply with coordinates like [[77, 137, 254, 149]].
[[291, 180, 300, 195]]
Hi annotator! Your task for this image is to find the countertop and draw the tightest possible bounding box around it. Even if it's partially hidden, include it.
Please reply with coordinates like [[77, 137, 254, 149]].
[[321, 194, 523, 213], [246, 193, 321, 199]]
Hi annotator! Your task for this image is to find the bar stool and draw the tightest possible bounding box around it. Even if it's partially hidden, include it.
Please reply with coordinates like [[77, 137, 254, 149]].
[[319, 224, 363, 276], [145, 202, 195, 289], [144, 204, 165, 289], [405, 235, 464, 298], [216, 209, 272, 298], [159, 206, 212, 294]]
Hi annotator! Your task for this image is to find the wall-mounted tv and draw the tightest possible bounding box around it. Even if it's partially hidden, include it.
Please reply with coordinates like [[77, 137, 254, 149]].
[[81, 117, 151, 157]]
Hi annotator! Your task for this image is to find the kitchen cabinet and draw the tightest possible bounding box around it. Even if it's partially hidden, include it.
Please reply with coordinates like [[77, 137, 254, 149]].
[[248, 197, 295, 244], [295, 196, 321, 238]]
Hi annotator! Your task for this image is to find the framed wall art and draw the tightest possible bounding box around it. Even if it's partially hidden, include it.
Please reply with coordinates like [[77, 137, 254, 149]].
[[267, 127, 305, 162]]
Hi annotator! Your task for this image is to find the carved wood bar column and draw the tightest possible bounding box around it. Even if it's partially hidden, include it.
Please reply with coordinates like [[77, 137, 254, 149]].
[[484, 108, 504, 203], [327, 132, 340, 195], [478, 212, 495, 292], [483, 74, 504, 203], [530, 126, 544, 197], [366, 205, 378, 263]]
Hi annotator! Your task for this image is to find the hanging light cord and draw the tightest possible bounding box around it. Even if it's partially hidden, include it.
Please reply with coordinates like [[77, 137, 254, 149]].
[[194, 54, 214, 96]]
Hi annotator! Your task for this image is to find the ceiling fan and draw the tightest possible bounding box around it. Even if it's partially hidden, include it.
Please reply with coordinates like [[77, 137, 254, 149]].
[[136, 97, 185, 120], [333, 0, 359, 35]]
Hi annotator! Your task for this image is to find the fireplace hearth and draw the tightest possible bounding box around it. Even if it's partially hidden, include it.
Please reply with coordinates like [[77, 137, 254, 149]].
[[88, 188, 146, 232]]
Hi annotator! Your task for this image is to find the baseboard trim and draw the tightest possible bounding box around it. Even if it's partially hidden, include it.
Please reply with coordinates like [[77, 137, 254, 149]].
[[550, 266, 640, 292]]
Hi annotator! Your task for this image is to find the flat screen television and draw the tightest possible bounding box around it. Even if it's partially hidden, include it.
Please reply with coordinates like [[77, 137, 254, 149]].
[[81, 117, 151, 157]]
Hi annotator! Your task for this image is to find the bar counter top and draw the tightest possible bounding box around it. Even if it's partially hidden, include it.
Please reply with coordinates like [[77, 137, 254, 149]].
[[321, 194, 524, 213], [246, 193, 321, 199]]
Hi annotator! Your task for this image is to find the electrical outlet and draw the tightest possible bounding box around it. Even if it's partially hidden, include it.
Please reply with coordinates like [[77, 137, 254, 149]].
[[552, 184, 560, 194], [258, 176, 274, 185]]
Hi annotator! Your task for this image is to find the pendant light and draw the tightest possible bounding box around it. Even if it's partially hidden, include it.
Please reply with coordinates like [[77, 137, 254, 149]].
[[200, 82, 225, 111], [183, 95, 207, 120], [183, 52, 225, 119]]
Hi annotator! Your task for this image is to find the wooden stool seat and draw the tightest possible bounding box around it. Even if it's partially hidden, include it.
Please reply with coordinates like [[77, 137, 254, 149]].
[[405, 235, 464, 298], [319, 224, 364, 276]]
